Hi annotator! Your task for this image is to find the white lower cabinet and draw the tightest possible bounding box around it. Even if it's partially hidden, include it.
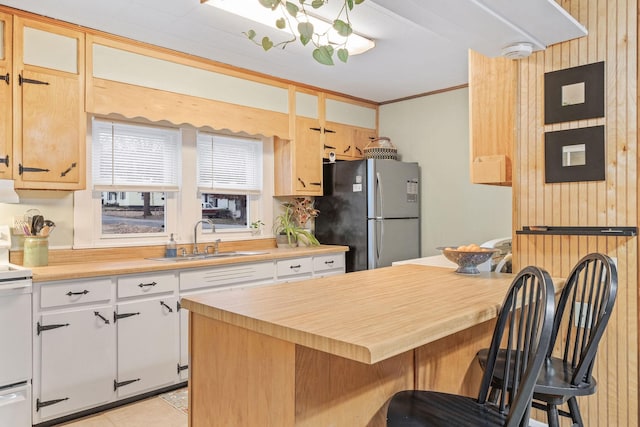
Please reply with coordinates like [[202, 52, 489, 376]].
[[37, 306, 115, 421], [115, 296, 179, 398]]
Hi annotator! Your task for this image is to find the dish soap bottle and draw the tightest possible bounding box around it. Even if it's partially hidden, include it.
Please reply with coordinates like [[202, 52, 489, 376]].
[[165, 233, 177, 258]]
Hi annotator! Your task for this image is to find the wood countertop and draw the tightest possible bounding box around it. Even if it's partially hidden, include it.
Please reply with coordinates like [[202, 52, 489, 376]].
[[182, 264, 562, 365], [28, 245, 348, 282]]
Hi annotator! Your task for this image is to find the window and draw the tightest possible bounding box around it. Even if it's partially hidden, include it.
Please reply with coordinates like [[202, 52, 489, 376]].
[[197, 133, 262, 230], [92, 119, 180, 236]]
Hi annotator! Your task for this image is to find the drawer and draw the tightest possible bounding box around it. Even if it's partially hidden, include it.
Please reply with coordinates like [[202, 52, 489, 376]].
[[313, 253, 345, 272], [276, 257, 313, 278], [40, 278, 113, 308], [118, 272, 177, 298], [180, 262, 274, 291]]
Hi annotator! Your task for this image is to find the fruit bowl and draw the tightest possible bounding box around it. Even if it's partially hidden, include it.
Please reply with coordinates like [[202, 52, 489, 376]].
[[437, 245, 499, 274]]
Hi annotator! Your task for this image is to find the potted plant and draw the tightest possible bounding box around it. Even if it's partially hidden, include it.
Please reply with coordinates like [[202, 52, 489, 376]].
[[274, 201, 320, 248], [250, 220, 265, 236]]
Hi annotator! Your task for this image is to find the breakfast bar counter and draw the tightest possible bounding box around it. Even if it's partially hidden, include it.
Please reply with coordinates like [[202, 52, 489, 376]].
[[181, 264, 555, 427]]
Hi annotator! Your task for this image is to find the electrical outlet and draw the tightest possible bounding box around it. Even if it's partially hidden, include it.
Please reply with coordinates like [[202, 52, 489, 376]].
[[574, 302, 593, 328]]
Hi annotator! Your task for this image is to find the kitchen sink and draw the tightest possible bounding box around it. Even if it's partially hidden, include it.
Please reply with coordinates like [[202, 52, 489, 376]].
[[146, 251, 268, 262]]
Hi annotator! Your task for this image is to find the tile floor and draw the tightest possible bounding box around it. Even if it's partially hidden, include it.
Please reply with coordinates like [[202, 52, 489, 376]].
[[55, 390, 187, 427]]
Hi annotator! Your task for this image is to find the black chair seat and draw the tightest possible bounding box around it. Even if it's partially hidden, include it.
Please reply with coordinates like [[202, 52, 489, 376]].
[[387, 390, 508, 427], [477, 349, 597, 400]]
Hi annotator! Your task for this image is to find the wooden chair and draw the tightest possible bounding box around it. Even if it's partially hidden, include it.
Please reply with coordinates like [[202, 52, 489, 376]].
[[386, 266, 555, 427], [479, 253, 618, 427]]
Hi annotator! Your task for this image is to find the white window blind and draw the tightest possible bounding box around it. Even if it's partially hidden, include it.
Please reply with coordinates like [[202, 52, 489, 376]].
[[92, 119, 180, 190], [197, 133, 262, 192]]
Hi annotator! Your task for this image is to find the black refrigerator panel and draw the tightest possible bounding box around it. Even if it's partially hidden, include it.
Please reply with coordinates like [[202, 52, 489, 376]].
[[315, 160, 368, 272]]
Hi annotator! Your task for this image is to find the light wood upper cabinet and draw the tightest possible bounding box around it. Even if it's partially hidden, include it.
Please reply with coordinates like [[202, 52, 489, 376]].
[[13, 18, 85, 190], [0, 13, 11, 179], [468, 49, 516, 186]]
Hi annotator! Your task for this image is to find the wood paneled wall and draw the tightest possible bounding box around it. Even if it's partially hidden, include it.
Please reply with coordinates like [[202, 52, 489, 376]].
[[513, 0, 638, 425]]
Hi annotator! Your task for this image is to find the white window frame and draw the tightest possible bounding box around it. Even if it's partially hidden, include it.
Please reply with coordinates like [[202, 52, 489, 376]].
[[74, 118, 274, 249]]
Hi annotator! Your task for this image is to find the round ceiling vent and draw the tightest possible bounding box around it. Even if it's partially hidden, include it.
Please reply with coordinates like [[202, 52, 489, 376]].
[[501, 42, 534, 60]]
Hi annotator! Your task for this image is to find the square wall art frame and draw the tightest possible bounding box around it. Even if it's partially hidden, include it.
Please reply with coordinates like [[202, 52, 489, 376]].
[[544, 61, 605, 124], [545, 125, 605, 183]]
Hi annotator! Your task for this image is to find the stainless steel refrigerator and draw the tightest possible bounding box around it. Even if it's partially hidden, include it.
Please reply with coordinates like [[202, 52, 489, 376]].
[[315, 159, 420, 272]]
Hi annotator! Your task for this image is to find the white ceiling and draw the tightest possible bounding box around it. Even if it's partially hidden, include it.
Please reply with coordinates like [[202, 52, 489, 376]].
[[1, 0, 587, 103]]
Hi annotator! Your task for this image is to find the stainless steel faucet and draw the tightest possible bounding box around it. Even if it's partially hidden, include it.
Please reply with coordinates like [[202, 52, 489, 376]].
[[193, 219, 215, 255]]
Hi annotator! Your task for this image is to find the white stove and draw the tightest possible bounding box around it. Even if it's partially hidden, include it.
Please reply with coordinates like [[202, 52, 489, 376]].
[[0, 225, 33, 427]]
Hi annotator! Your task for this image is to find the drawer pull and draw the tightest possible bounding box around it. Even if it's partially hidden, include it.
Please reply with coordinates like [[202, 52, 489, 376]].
[[325, 260, 335, 265], [160, 300, 174, 313], [36, 397, 69, 411], [177, 363, 189, 373], [290, 264, 301, 269], [37, 321, 70, 335], [114, 311, 140, 322], [138, 281, 157, 288], [94, 311, 110, 325], [66, 289, 89, 296], [114, 378, 140, 391]]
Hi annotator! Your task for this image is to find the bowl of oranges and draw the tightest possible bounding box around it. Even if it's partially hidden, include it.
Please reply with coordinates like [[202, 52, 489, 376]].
[[437, 244, 499, 274]]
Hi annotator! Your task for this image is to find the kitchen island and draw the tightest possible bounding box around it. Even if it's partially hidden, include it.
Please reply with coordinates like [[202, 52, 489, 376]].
[[182, 264, 556, 427]]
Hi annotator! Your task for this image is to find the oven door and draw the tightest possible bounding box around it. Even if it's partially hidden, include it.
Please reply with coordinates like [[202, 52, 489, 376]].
[[0, 383, 31, 427], [0, 282, 32, 387]]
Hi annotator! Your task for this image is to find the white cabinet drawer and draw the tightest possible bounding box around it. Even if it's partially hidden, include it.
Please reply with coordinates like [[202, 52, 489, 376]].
[[313, 253, 345, 272], [117, 272, 177, 298], [276, 257, 313, 278], [40, 278, 112, 308], [180, 262, 274, 291]]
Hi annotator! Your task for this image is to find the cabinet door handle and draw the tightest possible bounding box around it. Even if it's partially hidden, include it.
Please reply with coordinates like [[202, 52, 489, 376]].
[[19, 74, 49, 85], [66, 289, 89, 296], [60, 162, 77, 177], [19, 164, 50, 175], [0, 155, 8, 167], [114, 311, 140, 322], [37, 321, 70, 335], [297, 177, 306, 188], [0, 73, 8, 85], [323, 144, 336, 150], [94, 311, 110, 325], [356, 147, 363, 155], [138, 281, 157, 288], [160, 300, 174, 313], [343, 146, 351, 153]]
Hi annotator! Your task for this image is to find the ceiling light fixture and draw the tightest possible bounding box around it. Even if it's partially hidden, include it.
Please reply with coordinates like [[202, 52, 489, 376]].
[[202, 0, 375, 59]]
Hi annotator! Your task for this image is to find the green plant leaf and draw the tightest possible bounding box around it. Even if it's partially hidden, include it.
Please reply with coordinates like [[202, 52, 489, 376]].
[[355, 0, 365, 4], [285, 1, 299, 17], [262, 37, 274, 51], [333, 19, 352, 37], [259, 0, 279, 10], [347, 0, 354, 10], [246, 29, 257, 40], [311, 0, 325, 8], [298, 21, 314, 45], [337, 48, 349, 63], [313, 46, 334, 65], [276, 17, 286, 29]]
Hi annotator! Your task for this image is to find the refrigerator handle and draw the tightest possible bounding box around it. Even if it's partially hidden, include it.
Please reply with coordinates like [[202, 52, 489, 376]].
[[376, 172, 384, 218], [376, 219, 384, 263]]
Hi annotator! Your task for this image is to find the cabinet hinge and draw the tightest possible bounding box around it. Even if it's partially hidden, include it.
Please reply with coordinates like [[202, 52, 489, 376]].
[[113, 378, 140, 391], [0, 155, 8, 167], [309, 127, 322, 132], [176, 300, 182, 311], [323, 144, 337, 150], [37, 321, 70, 335], [0, 73, 8, 85], [177, 363, 188, 374], [19, 74, 50, 86], [36, 397, 69, 411], [19, 164, 50, 175], [323, 128, 336, 134], [113, 311, 141, 323]]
